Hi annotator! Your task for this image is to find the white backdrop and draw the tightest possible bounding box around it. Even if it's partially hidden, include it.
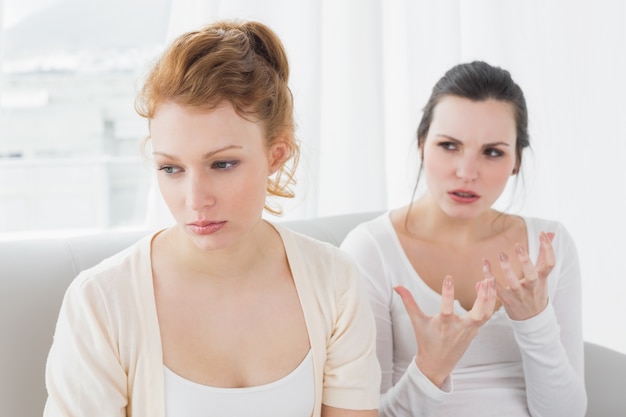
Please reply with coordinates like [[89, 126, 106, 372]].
[[148, 0, 626, 354]]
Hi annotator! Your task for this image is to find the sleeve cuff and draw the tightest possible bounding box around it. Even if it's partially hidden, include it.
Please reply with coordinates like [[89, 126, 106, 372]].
[[406, 357, 453, 397], [507, 302, 561, 347]]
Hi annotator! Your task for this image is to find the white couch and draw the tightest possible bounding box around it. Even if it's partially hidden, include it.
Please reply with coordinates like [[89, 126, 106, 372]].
[[1, 211, 623, 416]]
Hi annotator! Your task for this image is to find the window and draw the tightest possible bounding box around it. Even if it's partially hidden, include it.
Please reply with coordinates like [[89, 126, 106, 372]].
[[0, 0, 172, 234]]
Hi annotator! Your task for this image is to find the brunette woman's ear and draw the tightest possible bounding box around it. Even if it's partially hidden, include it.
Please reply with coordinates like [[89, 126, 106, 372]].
[[512, 155, 522, 175], [418, 140, 425, 161]]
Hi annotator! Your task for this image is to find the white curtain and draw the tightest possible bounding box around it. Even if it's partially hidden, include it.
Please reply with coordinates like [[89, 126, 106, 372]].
[[148, 0, 626, 354]]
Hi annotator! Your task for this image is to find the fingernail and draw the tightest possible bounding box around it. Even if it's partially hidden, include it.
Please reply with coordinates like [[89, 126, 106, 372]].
[[482, 258, 488, 269], [514, 244, 524, 255], [444, 276, 453, 287], [499, 252, 508, 262]]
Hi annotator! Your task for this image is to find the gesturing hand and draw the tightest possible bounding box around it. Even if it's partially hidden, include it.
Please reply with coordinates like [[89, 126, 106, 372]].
[[393, 269, 496, 387], [493, 231, 556, 321]]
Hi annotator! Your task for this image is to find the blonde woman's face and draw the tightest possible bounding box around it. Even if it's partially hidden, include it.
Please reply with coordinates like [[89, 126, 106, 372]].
[[421, 96, 518, 219], [150, 101, 284, 251]]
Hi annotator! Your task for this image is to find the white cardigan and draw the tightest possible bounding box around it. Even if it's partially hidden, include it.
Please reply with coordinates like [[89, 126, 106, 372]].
[[44, 223, 381, 417], [341, 213, 586, 417]]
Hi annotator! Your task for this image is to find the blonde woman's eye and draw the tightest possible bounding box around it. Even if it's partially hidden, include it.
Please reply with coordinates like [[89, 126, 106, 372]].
[[158, 165, 182, 174], [212, 160, 239, 170]]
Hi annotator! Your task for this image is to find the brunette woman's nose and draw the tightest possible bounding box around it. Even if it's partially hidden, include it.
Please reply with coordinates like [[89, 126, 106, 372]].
[[456, 156, 478, 182]]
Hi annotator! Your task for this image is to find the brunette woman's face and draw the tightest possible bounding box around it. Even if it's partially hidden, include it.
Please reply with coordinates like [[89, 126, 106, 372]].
[[150, 101, 286, 251], [420, 96, 518, 219]]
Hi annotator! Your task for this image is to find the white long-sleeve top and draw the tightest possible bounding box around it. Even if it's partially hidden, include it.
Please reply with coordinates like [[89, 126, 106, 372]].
[[340, 212, 587, 417]]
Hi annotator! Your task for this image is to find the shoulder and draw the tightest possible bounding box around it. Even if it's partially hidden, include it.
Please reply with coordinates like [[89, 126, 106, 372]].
[[53, 233, 156, 343], [340, 211, 400, 272], [523, 215, 566, 231], [66, 233, 154, 300], [342, 211, 392, 248], [274, 223, 355, 267], [273, 223, 369, 297], [522, 216, 575, 242], [522, 216, 580, 268]]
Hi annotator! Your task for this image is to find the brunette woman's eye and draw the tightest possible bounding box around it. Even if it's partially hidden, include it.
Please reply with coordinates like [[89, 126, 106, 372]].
[[438, 142, 457, 151], [484, 148, 505, 158]]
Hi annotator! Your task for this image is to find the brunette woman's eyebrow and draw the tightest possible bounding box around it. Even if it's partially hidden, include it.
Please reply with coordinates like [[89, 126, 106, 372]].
[[482, 141, 510, 148], [435, 134, 511, 148], [435, 134, 461, 142], [435, 134, 463, 144]]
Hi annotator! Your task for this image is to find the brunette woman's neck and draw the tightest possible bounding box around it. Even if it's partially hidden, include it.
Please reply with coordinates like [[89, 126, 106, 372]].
[[398, 196, 506, 246]]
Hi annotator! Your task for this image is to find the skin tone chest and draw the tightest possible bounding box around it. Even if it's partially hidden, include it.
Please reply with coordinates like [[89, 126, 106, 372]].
[[148, 102, 310, 388], [393, 206, 528, 311]]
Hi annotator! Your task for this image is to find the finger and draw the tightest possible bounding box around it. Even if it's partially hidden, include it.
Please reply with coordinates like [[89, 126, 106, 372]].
[[514, 243, 538, 282], [489, 255, 512, 300], [535, 232, 556, 280], [481, 258, 495, 281], [440, 275, 455, 316], [494, 277, 511, 301], [393, 285, 426, 319], [468, 280, 496, 322], [467, 262, 496, 321], [535, 232, 555, 263], [482, 259, 497, 311], [499, 251, 521, 290], [486, 275, 497, 313]]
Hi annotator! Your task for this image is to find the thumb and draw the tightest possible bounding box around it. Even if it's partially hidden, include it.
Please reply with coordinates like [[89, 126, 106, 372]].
[[394, 285, 426, 320]]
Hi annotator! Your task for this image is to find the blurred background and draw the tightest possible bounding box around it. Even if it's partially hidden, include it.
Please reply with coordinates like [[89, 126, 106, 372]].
[[1, 0, 624, 353]]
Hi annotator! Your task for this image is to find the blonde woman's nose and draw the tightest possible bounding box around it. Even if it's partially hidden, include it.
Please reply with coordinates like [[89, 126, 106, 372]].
[[185, 173, 216, 210]]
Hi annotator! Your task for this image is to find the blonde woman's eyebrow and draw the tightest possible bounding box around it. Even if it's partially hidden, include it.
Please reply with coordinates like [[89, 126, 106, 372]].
[[153, 145, 243, 160], [201, 145, 243, 158]]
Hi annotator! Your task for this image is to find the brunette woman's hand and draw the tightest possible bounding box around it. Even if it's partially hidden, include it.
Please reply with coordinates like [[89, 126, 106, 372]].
[[393, 269, 496, 387], [494, 231, 556, 321]]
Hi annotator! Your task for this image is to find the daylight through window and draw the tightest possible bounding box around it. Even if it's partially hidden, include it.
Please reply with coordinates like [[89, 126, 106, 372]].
[[0, 0, 172, 234]]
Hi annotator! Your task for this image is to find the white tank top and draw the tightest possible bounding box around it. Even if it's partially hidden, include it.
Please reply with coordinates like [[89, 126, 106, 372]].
[[163, 350, 314, 417]]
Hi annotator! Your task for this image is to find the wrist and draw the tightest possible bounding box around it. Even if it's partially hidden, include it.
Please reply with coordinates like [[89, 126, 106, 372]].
[[415, 356, 449, 388]]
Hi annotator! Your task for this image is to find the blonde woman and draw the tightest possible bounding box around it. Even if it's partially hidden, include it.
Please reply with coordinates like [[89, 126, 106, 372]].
[[44, 20, 380, 417]]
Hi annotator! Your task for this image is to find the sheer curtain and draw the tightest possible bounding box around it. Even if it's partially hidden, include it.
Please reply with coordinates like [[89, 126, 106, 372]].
[[146, 0, 389, 225], [147, 0, 626, 354]]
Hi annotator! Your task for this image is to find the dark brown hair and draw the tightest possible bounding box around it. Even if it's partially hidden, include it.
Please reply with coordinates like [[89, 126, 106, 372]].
[[417, 60, 529, 169]]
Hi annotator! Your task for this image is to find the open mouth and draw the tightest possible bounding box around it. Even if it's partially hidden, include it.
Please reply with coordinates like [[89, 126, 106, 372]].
[[448, 190, 480, 203], [452, 191, 477, 198]]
